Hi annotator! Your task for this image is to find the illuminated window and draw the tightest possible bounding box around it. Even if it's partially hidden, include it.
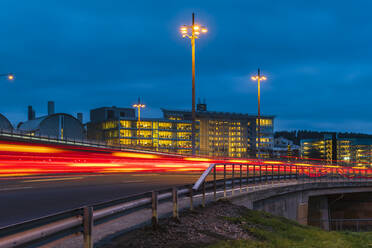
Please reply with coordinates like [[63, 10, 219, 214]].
[[178, 140, 192, 148], [120, 120, 131, 128], [138, 121, 152, 129], [159, 122, 172, 129], [102, 121, 118, 129], [120, 129, 131, 137], [159, 131, 173, 139], [178, 132, 191, 140], [177, 123, 191, 131], [120, 138, 132, 145], [159, 139, 173, 147], [256, 119, 272, 126], [169, 117, 181, 121], [139, 130, 152, 138], [105, 130, 118, 138]]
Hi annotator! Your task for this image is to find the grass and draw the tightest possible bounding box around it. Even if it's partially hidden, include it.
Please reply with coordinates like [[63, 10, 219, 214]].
[[207, 209, 372, 248]]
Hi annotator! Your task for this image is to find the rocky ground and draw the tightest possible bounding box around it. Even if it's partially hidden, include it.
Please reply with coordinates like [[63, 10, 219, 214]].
[[100, 200, 252, 248]]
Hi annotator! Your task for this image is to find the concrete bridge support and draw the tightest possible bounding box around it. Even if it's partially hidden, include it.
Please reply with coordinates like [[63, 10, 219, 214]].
[[308, 196, 330, 230], [231, 181, 372, 230]]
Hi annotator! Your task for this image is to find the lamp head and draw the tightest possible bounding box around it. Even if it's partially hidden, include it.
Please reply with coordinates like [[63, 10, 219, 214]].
[[7, 74, 14, 80]]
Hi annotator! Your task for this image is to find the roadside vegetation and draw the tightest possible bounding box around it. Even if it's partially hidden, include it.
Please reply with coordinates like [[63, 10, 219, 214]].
[[101, 200, 372, 248], [208, 207, 372, 248]]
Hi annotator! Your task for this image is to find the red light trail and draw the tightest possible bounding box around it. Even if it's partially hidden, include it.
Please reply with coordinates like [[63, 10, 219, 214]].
[[0, 140, 369, 178]]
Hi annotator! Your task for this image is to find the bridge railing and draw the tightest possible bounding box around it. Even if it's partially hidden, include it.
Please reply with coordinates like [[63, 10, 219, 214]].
[[0, 163, 370, 248]]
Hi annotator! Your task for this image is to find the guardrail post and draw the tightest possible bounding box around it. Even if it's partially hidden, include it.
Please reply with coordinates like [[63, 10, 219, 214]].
[[83, 206, 93, 248], [202, 181, 206, 207], [359, 169, 362, 182], [172, 187, 178, 219], [224, 164, 226, 197], [213, 166, 217, 200], [296, 165, 298, 181], [365, 169, 368, 182], [189, 185, 194, 211], [284, 164, 287, 181], [265, 164, 268, 183], [246, 165, 249, 191], [232, 164, 235, 196], [259, 164, 262, 183], [253, 164, 256, 185], [240, 164, 242, 193], [152, 191, 158, 228]]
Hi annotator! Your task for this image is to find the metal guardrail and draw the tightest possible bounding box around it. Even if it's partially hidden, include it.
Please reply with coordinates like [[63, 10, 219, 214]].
[[0, 162, 370, 248]]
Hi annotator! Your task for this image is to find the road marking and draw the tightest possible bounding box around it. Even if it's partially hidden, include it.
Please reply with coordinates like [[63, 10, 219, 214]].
[[22, 177, 85, 183], [121, 180, 145, 184], [0, 186, 33, 192], [129, 174, 160, 177]]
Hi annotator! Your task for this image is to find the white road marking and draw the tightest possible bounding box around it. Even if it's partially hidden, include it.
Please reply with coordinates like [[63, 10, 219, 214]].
[[121, 180, 145, 184], [0, 186, 33, 192], [22, 177, 85, 183]]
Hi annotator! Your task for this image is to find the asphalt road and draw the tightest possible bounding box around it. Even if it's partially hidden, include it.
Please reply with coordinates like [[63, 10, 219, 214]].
[[0, 173, 203, 228]]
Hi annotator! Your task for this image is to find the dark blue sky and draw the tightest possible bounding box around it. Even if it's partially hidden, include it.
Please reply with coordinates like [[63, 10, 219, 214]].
[[1, 0, 371, 133]]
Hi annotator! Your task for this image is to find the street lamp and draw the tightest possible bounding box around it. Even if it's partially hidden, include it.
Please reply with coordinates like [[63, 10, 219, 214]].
[[251, 68, 267, 159], [0, 73, 14, 81], [180, 13, 207, 155], [133, 97, 145, 146]]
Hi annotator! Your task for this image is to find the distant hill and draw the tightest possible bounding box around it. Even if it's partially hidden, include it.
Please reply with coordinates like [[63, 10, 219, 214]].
[[275, 130, 372, 145]]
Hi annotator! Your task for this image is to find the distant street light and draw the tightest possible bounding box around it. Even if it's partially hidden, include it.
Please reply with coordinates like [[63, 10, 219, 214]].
[[133, 97, 145, 146], [0, 73, 14, 81], [180, 13, 208, 155], [251, 68, 267, 159]]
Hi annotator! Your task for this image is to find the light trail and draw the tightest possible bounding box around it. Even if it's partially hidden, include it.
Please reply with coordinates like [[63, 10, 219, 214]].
[[0, 140, 370, 178]]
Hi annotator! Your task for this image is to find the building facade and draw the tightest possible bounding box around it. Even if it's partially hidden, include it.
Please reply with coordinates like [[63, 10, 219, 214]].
[[0, 113, 13, 131], [301, 134, 372, 166], [273, 137, 300, 158], [87, 106, 198, 154], [162, 103, 274, 158], [17, 102, 85, 140]]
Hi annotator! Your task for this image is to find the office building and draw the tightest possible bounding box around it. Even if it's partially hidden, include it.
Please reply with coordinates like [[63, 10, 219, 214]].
[[301, 134, 372, 166], [87, 106, 198, 154], [162, 103, 274, 158]]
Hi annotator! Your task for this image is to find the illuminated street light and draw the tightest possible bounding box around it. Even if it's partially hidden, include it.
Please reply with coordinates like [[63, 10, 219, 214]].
[[0, 73, 14, 81], [251, 68, 267, 159], [133, 97, 145, 146], [180, 13, 208, 155]]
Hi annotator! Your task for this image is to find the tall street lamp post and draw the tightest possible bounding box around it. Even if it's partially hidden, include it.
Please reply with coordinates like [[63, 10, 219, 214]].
[[180, 13, 208, 155], [133, 97, 145, 147], [251, 68, 266, 158]]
